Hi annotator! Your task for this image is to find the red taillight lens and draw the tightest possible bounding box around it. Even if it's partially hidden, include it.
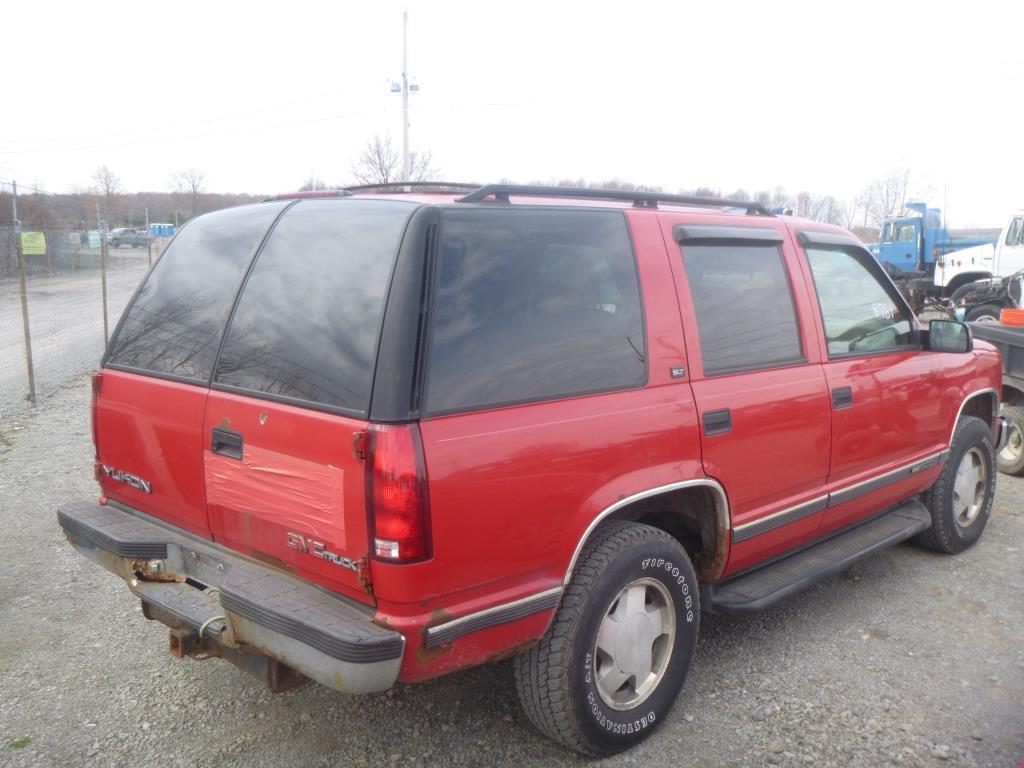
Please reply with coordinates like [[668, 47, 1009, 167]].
[[90, 371, 103, 460], [366, 423, 431, 563]]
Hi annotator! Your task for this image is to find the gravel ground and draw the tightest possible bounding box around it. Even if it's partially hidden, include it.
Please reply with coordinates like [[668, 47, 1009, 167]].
[[1, 378, 1022, 768]]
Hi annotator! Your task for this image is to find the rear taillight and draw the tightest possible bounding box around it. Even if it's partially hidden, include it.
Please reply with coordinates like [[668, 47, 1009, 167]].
[[90, 371, 103, 460], [366, 423, 431, 563]]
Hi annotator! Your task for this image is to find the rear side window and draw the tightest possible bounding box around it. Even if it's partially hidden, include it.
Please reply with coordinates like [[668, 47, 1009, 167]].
[[805, 247, 914, 355], [213, 199, 414, 413], [105, 202, 289, 381], [425, 208, 646, 414], [681, 243, 803, 376]]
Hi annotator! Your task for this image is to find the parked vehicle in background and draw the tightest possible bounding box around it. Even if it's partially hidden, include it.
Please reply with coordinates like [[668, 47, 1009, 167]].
[[58, 183, 1006, 756], [950, 270, 1024, 323], [940, 211, 1024, 307], [107, 227, 148, 248], [867, 203, 999, 311], [967, 319, 1024, 475]]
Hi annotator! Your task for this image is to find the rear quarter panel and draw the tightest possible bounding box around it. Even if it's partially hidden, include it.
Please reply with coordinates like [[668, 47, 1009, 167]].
[[382, 211, 703, 681]]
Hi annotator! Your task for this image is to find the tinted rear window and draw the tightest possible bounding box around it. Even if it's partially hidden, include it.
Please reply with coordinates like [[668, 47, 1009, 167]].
[[105, 202, 289, 380], [213, 199, 414, 413], [681, 243, 803, 376], [425, 208, 646, 414]]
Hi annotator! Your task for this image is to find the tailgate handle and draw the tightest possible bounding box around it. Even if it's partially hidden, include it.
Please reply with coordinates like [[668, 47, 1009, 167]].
[[211, 427, 243, 460]]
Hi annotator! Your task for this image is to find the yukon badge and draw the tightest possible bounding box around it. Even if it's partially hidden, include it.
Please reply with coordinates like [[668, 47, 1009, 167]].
[[286, 532, 359, 572], [100, 464, 152, 493]]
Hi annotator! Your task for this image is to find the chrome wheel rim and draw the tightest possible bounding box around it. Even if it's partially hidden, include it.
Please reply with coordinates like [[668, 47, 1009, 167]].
[[999, 422, 1023, 465], [593, 577, 675, 711], [953, 447, 987, 528]]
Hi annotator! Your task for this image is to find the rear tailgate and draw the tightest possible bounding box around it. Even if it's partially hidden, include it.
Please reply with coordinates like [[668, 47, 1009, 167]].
[[203, 392, 373, 600], [200, 198, 418, 605]]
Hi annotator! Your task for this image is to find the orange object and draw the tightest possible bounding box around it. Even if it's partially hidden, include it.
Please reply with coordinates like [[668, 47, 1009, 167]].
[[999, 308, 1024, 326]]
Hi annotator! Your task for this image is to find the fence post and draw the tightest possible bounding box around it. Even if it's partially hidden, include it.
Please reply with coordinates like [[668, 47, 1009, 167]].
[[13, 182, 37, 404], [145, 206, 152, 267], [97, 201, 109, 344]]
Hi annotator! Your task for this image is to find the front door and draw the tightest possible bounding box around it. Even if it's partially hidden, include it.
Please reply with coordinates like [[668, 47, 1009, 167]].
[[799, 238, 946, 535], [664, 219, 831, 575]]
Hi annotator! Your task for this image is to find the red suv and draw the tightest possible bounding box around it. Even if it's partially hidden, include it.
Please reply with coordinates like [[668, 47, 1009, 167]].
[[59, 184, 1006, 755]]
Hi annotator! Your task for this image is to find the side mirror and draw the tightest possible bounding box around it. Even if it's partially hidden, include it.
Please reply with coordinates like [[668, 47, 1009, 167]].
[[928, 319, 972, 353]]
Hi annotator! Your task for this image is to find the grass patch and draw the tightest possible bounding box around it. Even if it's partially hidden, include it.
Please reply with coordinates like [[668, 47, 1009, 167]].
[[8, 736, 31, 749]]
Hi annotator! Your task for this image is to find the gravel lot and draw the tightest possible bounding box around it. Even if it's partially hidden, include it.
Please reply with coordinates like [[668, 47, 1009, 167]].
[[1, 378, 1022, 768]]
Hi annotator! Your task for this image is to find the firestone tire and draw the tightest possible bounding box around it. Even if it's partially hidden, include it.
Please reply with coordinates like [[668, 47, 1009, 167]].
[[917, 416, 996, 554], [514, 521, 699, 756]]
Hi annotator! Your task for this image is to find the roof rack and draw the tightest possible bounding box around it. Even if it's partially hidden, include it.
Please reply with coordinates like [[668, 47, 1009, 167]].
[[455, 184, 773, 216], [344, 181, 482, 194]]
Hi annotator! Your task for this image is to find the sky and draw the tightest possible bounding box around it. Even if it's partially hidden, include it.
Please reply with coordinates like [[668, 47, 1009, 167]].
[[1, 0, 1021, 227]]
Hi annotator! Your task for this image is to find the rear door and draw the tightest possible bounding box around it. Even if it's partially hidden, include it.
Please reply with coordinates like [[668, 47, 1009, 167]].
[[203, 199, 416, 602], [98, 202, 291, 536], [663, 219, 832, 574]]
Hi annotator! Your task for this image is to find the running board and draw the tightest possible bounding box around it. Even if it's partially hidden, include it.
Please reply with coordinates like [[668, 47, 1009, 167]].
[[705, 500, 931, 617]]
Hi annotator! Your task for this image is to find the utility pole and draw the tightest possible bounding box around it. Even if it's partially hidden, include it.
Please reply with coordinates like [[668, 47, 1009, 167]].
[[13, 182, 36, 404], [145, 206, 152, 266], [97, 201, 109, 344], [391, 8, 420, 182], [401, 7, 410, 181]]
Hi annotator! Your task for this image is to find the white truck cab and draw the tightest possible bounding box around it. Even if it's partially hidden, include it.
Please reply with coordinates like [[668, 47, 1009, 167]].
[[936, 211, 1024, 293]]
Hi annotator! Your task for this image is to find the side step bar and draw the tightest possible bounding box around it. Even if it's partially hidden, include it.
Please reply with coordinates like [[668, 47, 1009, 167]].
[[705, 500, 931, 617]]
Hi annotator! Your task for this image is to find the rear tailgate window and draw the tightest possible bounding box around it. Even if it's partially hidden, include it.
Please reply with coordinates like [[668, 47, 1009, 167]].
[[213, 199, 416, 414], [105, 201, 290, 380]]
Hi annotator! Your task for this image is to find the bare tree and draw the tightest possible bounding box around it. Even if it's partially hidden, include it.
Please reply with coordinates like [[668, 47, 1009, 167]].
[[170, 169, 207, 219], [861, 166, 934, 227], [350, 134, 439, 185], [299, 174, 328, 192], [92, 165, 122, 222]]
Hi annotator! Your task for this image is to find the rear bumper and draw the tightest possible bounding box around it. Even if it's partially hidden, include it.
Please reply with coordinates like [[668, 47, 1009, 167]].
[[57, 501, 404, 694]]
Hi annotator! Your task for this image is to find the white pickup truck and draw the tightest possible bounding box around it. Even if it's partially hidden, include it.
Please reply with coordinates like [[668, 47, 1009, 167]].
[[937, 211, 1024, 301]]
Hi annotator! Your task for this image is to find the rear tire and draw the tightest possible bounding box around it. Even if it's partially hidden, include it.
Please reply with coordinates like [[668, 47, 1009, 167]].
[[514, 521, 698, 755], [917, 416, 995, 554], [965, 304, 1001, 323], [997, 405, 1024, 476]]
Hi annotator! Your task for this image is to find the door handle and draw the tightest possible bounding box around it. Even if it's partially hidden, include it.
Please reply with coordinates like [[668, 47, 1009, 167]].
[[703, 408, 732, 436], [211, 427, 243, 460], [832, 386, 853, 410]]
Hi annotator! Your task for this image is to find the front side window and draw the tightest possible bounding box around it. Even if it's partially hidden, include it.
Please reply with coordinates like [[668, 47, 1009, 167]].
[[105, 201, 290, 380], [424, 208, 646, 414], [214, 199, 415, 414], [805, 247, 914, 356], [681, 243, 803, 376], [1006, 217, 1023, 247], [895, 223, 917, 242]]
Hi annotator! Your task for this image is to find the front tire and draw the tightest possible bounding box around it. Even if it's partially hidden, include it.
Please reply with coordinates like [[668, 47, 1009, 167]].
[[917, 416, 996, 554], [514, 521, 698, 755]]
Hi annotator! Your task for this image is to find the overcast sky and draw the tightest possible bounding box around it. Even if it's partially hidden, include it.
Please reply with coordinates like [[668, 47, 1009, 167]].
[[2, 1, 1021, 226]]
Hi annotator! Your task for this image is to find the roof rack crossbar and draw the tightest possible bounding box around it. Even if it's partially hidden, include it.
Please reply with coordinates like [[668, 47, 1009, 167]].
[[454, 184, 773, 216]]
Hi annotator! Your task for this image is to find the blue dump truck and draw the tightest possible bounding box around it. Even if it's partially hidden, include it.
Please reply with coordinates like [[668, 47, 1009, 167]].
[[867, 202, 1000, 311]]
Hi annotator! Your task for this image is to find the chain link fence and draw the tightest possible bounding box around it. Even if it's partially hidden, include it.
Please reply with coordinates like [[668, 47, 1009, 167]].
[[0, 181, 166, 421]]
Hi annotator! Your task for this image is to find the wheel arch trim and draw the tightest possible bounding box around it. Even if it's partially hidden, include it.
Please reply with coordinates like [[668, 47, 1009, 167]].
[[951, 387, 999, 444], [562, 478, 730, 586]]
